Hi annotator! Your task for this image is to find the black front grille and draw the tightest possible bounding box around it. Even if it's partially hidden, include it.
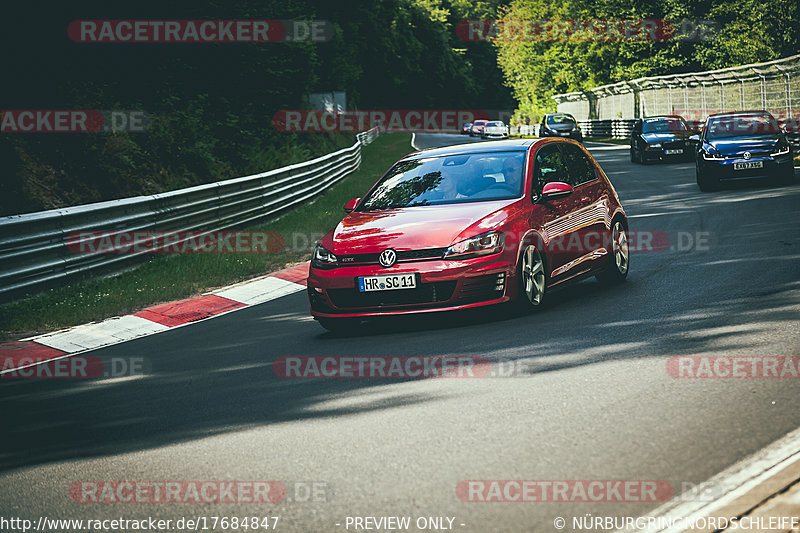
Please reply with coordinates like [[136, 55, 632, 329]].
[[663, 140, 685, 150], [725, 151, 770, 159], [327, 280, 457, 309], [397, 248, 446, 261], [337, 248, 445, 266], [337, 253, 379, 265]]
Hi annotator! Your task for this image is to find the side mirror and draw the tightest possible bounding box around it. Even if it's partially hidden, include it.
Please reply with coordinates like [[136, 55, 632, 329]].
[[540, 182, 573, 201], [343, 198, 360, 213], [689, 134, 700, 142]]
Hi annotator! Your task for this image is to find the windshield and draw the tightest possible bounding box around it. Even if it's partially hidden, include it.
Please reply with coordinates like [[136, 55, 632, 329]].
[[358, 151, 526, 210], [706, 114, 780, 139], [546, 114, 576, 125], [642, 118, 688, 133], [486, 121, 503, 127]]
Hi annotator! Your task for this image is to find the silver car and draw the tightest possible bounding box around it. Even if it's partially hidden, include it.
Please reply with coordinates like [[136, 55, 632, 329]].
[[481, 121, 509, 139]]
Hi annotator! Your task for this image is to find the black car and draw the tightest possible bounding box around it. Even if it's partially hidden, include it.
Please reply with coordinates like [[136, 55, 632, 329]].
[[539, 113, 583, 142], [630, 116, 694, 164], [694, 111, 794, 191]]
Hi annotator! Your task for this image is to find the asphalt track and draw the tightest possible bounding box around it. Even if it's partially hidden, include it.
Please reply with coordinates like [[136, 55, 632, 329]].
[[1, 133, 799, 532]]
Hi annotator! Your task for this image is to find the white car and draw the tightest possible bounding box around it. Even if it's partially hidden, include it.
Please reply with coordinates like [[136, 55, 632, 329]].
[[481, 121, 509, 139]]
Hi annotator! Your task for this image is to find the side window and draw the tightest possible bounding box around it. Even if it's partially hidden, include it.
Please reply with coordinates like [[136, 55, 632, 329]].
[[533, 143, 571, 192], [559, 143, 598, 187]]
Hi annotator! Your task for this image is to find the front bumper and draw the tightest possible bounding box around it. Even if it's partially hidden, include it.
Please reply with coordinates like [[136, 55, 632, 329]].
[[541, 130, 582, 141], [643, 146, 692, 162], [698, 153, 792, 180], [308, 256, 515, 317]]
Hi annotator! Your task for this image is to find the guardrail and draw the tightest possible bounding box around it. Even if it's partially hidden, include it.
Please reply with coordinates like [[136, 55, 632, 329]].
[[512, 120, 634, 139], [552, 54, 800, 122], [0, 127, 380, 299]]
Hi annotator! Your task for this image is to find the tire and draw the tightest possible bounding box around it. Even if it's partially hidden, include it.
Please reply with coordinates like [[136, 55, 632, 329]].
[[696, 163, 718, 192], [630, 148, 637, 163], [596, 219, 629, 284], [317, 317, 360, 333], [776, 164, 795, 186], [517, 245, 547, 309]]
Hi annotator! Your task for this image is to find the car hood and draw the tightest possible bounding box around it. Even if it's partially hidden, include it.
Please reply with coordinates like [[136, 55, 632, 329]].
[[708, 135, 782, 155], [324, 200, 518, 254], [641, 132, 691, 142]]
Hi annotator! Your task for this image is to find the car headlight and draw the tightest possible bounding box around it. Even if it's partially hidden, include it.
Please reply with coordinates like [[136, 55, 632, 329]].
[[444, 231, 504, 260], [701, 147, 724, 160], [771, 144, 790, 157], [647, 143, 662, 149], [312, 243, 337, 268]]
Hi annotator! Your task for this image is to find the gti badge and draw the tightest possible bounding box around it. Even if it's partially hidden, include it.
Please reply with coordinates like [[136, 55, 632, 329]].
[[743, 152, 751, 160], [378, 248, 397, 268]]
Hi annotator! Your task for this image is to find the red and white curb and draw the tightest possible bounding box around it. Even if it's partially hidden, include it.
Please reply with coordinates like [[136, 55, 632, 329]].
[[0, 263, 308, 375]]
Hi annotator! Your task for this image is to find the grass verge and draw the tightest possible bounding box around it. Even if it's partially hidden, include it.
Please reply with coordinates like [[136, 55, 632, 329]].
[[0, 133, 414, 341]]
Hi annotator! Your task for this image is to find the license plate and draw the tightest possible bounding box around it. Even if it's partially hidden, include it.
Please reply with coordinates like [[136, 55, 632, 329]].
[[358, 274, 416, 292], [733, 161, 763, 170], [665, 149, 683, 155]]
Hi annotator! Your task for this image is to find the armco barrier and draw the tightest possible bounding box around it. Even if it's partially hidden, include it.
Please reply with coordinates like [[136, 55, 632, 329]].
[[552, 53, 800, 147], [0, 127, 380, 299]]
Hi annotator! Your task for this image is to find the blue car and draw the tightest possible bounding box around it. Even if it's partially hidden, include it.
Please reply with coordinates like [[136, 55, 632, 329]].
[[694, 111, 794, 191]]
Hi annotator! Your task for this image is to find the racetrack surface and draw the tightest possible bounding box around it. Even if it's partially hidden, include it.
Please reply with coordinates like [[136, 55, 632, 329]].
[[2, 134, 799, 532]]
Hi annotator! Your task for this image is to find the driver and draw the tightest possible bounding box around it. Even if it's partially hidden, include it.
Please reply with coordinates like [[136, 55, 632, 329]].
[[501, 157, 524, 192]]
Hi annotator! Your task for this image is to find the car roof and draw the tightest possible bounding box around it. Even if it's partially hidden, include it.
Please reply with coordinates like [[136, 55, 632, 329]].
[[404, 139, 535, 160], [707, 110, 773, 119], [642, 115, 685, 120]]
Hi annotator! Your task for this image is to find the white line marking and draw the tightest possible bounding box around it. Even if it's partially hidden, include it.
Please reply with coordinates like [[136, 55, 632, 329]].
[[616, 425, 800, 532], [411, 132, 420, 151]]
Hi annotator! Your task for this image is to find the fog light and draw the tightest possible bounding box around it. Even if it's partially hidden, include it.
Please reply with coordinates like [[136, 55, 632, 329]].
[[494, 273, 506, 291]]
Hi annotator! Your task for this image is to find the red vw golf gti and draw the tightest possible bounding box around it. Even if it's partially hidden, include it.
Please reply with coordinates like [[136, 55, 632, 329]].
[[308, 139, 629, 331]]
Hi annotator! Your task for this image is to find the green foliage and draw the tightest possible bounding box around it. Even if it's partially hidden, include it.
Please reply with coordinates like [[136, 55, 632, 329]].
[[494, 0, 800, 121], [1, 0, 514, 216]]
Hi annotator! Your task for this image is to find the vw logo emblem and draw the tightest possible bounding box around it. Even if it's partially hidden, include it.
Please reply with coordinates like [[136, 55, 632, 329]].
[[743, 152, 751, 160], [378, 249, 397, 268]]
